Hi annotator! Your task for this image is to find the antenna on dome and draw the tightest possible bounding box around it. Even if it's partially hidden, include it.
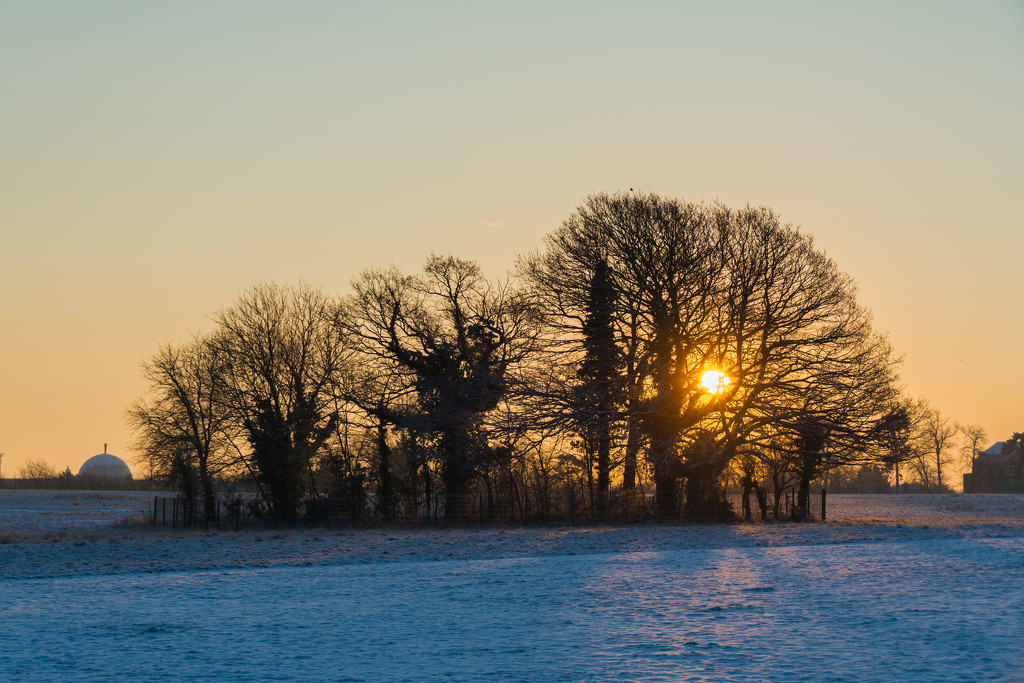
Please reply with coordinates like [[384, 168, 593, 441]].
[[104, 443, 107, 454]]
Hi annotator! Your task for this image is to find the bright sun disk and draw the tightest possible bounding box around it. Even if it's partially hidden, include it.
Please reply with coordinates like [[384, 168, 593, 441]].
[[699, 369, 730, 394]]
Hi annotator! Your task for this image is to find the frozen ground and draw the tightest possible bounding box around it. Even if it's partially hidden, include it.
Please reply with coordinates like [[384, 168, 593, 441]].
[[1, 492, 1022, 681], [0, 490, 158, 537]]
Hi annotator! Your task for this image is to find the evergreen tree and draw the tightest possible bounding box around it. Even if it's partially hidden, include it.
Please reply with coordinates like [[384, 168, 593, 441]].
[[575, 256, 624, 518], [246, 398, 304, 521]]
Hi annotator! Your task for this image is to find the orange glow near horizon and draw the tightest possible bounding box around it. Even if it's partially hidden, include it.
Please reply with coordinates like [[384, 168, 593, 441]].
[[699, 370, 731, 395], [0, 3, 1019, 478]]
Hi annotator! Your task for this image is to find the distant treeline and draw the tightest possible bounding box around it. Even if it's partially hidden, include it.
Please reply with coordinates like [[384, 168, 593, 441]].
[[0, 476, 164, 491], [127, 192, 992, 526]]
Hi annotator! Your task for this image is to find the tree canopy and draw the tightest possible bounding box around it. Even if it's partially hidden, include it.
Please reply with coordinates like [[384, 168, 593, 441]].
[[128, 192, 924, 523]]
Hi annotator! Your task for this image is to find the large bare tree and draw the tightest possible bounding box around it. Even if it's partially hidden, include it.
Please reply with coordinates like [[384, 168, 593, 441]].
[[527, 192, 898, 517], [342, 255, 538, 520], [127, 333, 238, 517], [686, 206, 898, 516], [215, 282, 349, 520], [526, 193, 725, 516]]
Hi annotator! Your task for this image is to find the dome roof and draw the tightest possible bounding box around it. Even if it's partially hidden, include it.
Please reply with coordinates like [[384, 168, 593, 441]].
[[78, 451, 132, 478]]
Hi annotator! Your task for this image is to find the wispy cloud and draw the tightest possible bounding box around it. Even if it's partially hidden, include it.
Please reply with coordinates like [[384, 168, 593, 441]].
[[469, 218, 502, 228]]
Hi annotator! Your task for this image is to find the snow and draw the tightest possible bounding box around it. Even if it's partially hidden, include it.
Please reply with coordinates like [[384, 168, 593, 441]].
[[0, 490, 156, 537], [1, 492, 1022, 681]]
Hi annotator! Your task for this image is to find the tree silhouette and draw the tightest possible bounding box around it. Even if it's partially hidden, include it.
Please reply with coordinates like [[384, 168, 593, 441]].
[[343, 255, 538, 520], [216, 282, 347, 520], [574, 256, 624, 518]]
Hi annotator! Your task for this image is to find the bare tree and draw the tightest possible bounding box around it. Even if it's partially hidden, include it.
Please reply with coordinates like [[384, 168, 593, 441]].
[[698, 206, 900, 518], [527, 193, 725, 516], [126, 333, 238, 517], [339, 361, 417, 519], [342, 255, 539, 520], [873, 398, 926, 492], [216, 282, 349, 520], [527, 193, 897, 518], [917, 402, 960, 492], [959, 423, 988, 492], [18, 458, 58, 479]]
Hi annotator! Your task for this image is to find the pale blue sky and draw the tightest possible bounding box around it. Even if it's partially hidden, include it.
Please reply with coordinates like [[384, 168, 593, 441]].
[[1, 1, 1021, 473]]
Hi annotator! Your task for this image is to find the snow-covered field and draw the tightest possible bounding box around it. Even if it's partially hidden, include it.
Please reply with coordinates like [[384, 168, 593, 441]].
[[1, 492, 1022, 681]]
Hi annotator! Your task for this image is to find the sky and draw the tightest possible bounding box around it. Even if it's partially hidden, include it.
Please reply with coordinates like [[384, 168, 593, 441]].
[[1, 0, 1021, 478]]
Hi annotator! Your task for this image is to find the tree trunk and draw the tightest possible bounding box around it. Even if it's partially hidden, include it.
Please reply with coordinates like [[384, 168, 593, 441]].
[[622, 409, 641, 516], [684, 472, 718, 519], [796, 478, 810, 521], [796, 452, 819, 521], [654, 474, 679, 519], [771, 483, 782, 520], [647, 408, 681, 519], [756, 485, 767, 521], [740, 475, 754, 522], [621, 312, 643, 509], [200, 459, 216, 524], [484, 474, 494, 522], [585, 445, 595, 516], [595, 430, 611, 519], [443, 460, 473, 522], [376, 421, 393, 520]]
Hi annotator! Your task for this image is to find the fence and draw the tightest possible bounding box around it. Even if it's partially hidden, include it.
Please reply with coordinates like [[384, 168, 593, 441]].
[[360, 490, 666, 526], [150, 495, 254, 530], [727, 488, 826, 522], [150, 487, 826, 529]]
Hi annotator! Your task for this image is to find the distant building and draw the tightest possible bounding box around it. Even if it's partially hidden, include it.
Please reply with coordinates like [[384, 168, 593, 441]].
[[963, 441, 1024, 493], [78, 444, 132, 479]]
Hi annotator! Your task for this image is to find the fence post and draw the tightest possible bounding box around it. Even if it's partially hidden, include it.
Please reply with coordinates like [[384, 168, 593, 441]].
[[172, 497, 177, 527], [153, 495, 157, 526], [821, 488, 827, 521]]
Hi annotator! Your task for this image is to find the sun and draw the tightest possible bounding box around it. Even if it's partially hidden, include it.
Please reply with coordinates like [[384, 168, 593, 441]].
[[699, 369, 730, 394]]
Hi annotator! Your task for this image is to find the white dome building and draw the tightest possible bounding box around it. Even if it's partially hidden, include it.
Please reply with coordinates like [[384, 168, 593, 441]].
[[78, 445, 132, 478]]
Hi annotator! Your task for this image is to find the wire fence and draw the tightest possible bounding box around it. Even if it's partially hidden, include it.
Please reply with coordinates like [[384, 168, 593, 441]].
[[726, 488, 826, 522], [150, 495, 257, 531], [148, 487, 826, 530]]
